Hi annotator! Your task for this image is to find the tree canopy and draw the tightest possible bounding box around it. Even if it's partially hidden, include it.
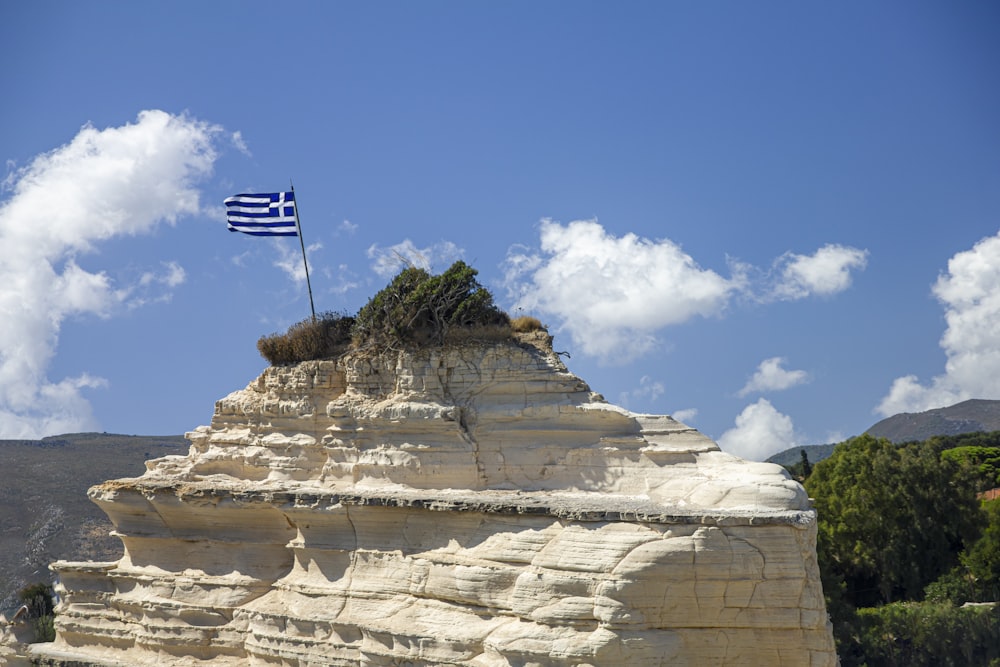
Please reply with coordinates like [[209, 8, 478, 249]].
[[352, 260, 509, 347], [805, 434, 984, 608]]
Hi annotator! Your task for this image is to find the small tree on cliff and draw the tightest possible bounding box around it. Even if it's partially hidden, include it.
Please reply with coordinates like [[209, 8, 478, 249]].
[[256, 262, 518, 364], [352, 261, 510, 347]]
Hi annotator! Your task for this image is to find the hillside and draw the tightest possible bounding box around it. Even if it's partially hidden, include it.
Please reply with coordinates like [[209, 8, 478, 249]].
[[0, 433, 187, 613], [865, 398, 1000, 443], [767, 398, 1000, 468]]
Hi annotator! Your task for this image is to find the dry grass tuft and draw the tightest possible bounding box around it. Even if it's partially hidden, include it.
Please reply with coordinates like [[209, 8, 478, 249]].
[[511, 315, 545, 333], [257, 312, 355, 365]]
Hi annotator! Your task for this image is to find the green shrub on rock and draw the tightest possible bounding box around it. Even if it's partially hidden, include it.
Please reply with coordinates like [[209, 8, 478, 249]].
[[256, 262, 515, 364], [352, 261, 510, 348]]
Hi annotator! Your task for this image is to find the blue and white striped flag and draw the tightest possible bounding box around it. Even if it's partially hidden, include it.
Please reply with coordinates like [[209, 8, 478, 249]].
[[224, 191, 298, 236]]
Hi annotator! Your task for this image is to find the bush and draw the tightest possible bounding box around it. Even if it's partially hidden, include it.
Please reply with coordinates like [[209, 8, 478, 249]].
[[806, 435, 984, 608], [840, 601, 1000, 667], [255, 263, 515, 364], [941, 445, 1000, 491], [17, 582, 55, 643], [352, 261, 510, 347], [926, 498, 1000, 605], [257, 311, 355, 365]]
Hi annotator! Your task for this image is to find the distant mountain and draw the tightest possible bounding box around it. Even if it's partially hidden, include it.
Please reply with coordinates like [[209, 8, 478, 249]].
[[866, 399, 1000, 443], [767, 399, 1000, 469], [0, 433, 187, 613]]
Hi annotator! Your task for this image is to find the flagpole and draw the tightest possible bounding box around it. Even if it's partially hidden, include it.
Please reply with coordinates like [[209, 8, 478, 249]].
[[289, 181, 316, 321]]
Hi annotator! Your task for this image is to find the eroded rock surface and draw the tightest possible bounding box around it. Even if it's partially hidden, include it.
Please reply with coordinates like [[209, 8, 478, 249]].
[[29, 335, 836, 666]]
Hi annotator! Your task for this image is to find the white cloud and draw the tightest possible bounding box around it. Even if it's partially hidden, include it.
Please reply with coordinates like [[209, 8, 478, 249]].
[[877, 231, 1000, 416], [139, 261, 186, 288], [0, 374, 109, 440], [671, 408, 699, 424], [717, 398, 799, 461], [738, 356, 809, 396], [770, 244, 868, 301], [275, 240, 322, 284], [230, 249, 253, 267], [367, 239, 464, 278], [337, 219, 358, 236], [0, 110, 219, 437], [230, 131, 251, 156], [128, 261, 187, 309], [504, 219, 738, 362]]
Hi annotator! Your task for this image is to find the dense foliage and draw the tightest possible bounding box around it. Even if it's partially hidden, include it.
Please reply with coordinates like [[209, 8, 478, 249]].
[[806, 434, 984, 608], [803, 432, 1000, 665], [841, 602, 1000, 667], [17, 582, 55, 642], [940, 442, 1000, 491], [257, 262, 517, 364], [926, 498, 1000, 605], [352, 261, 510, 347]]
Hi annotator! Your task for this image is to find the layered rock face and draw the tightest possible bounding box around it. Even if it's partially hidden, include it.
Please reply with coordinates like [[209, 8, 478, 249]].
[[31, 334, 836, 666]]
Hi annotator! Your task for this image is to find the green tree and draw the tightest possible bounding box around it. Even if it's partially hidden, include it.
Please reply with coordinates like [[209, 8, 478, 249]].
[[926, 498, 1000, 604], [800, 448, 813, 478], [17, 582, 55, 642], [353, 261, 509, 347], [940, 445, 1000, 491], [806, 434, 984, 608], [847, 601, 1000, 667]]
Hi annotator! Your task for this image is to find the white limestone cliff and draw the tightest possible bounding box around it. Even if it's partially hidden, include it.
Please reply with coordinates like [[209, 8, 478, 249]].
[[27, 333, 837, 666]]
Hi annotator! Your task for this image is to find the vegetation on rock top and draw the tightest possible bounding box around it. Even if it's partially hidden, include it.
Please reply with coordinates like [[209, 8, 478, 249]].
[[258, 261, 544, 365]]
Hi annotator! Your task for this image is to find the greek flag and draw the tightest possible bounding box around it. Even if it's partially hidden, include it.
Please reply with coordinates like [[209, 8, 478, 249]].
[[224, 191, 298, 236]]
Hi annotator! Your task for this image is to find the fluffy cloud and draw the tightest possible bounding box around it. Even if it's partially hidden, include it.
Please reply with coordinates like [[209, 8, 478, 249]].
[[738, 357, 809, 397], [275, 240, 322, 284], [504, 219, 737, 362], [770, 244, 869, 301], [0, 110, 219, 437], [367, 239, 464, 278], [124, 261, 188, 309], [877, 231, 1000, 416], [671, 408, 699, 424], [504, 220, 867, 364], [717, 398, 799, 461]]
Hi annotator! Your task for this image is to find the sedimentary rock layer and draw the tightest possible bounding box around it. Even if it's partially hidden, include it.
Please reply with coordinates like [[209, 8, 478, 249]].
[[30, 335, 836, 666]]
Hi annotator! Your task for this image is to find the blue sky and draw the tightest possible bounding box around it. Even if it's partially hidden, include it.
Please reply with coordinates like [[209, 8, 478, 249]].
[[1, 2, 998, 460]]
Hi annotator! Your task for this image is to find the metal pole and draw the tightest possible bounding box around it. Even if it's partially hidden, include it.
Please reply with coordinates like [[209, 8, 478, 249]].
[[289, 181, 316, 321]]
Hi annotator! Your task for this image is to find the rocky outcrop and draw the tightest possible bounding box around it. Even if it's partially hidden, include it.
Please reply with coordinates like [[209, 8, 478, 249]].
[[28, 334, 836, 666]]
